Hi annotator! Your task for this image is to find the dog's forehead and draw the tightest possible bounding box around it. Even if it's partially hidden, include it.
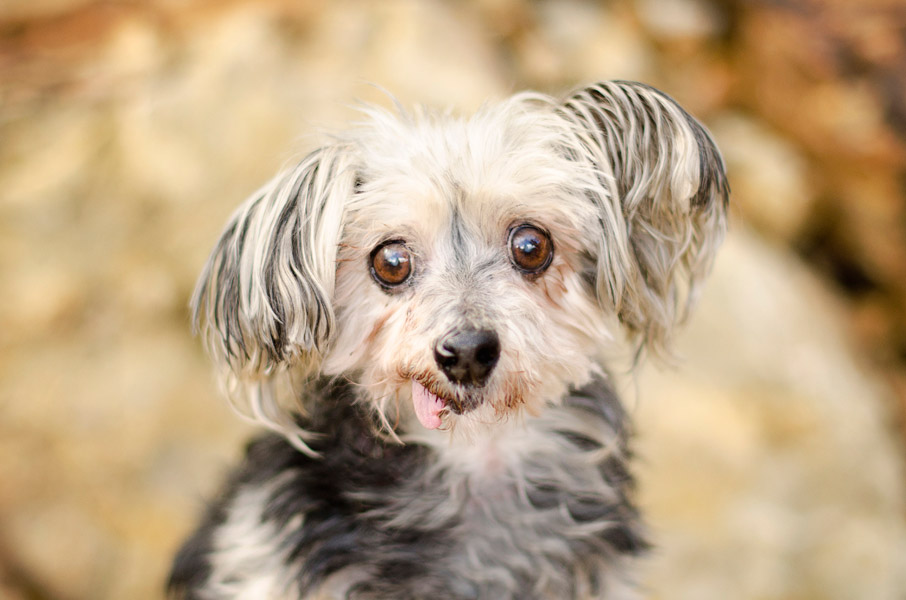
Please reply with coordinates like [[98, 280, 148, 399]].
[[346, 105, 592, 243]]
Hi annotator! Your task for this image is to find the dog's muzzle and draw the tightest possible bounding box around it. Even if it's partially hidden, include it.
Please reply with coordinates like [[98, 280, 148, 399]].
[[433, 328, 500, 387]]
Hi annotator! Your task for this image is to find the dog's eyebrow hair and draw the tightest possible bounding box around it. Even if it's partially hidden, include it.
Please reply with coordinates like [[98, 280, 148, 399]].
[[449, 205, 468, 266]]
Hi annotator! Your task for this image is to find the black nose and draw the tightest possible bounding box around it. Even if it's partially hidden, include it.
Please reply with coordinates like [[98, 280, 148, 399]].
[[434, 328, 500, 386]]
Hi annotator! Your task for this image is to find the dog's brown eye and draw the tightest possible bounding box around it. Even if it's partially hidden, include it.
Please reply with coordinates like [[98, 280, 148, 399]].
[[508, 225, 553, 274], [371, 241, 414, 288]]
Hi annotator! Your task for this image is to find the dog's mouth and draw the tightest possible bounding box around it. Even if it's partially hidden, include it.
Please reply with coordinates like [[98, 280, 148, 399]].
[[411, 380, 446, 430], [409, 377, 486, 429]]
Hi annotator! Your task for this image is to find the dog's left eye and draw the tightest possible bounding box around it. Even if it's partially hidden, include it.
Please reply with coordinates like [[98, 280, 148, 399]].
[[370, 241, 414, 288], [508, 225, 554, 275]]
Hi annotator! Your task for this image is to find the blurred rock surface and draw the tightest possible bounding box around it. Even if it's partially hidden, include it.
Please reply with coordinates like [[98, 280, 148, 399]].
[[726, 0, 906, 411], [1, 1, 904, 599], [631, 229, 906, 600]]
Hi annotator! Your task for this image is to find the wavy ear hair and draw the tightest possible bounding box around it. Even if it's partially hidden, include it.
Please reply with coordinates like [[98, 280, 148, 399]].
[[192, 146, 354, 448], [558, 81, 729, 357]]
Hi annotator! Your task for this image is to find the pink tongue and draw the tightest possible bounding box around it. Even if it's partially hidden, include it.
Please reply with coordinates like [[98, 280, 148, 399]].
[[412, 381, 444, 430]]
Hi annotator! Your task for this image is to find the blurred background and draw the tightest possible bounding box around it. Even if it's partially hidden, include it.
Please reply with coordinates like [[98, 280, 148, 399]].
[[2, 0, 906, 598]]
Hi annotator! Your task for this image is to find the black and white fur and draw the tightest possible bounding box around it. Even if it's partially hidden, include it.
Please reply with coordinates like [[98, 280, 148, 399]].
[[169, 81, 729, 600]]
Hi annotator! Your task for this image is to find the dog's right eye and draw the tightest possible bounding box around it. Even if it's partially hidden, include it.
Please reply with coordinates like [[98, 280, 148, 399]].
[[370, 241, 414, 289]]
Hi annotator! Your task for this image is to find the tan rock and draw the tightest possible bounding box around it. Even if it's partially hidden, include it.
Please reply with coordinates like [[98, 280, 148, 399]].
[[710, 112, 815, 241], [632, 229, 906, 600], [1, 2, 904, 599]]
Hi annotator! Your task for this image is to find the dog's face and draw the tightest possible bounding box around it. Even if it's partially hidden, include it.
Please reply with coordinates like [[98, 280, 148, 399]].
[[193, 82, 728, 446], [326, 105, 611, 436]]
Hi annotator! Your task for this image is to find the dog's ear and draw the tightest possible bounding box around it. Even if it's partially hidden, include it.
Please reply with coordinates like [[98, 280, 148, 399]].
[[193, 146, 354, 382], [559, 81, 729, 357]]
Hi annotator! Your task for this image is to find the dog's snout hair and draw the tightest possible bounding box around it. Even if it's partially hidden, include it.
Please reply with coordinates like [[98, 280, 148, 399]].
[[171, 80, 729, 600], [434, 327, 501, 388]]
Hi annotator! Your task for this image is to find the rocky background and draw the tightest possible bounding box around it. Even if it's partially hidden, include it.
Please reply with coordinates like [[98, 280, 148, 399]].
[[2, 0, 905, 598]]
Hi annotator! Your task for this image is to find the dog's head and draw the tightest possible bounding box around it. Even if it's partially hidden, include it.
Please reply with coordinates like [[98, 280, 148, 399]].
[[193, 81, 728, 446]]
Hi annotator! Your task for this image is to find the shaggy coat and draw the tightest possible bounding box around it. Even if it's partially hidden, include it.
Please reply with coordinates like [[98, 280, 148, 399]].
[[169, 81, 729, 600]]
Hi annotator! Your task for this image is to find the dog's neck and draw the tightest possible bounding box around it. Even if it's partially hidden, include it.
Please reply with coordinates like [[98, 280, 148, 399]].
[[303, 374, 630, 485]]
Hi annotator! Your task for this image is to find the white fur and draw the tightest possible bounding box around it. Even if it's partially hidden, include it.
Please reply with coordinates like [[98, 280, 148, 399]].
[[206, 478, 303, 599]]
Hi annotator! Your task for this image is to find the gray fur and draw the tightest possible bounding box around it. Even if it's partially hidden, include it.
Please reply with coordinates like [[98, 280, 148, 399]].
[[560, 81, 729, 357], [193, 147, 355, 374], [170, 378, 645, 600], [192, 147, 356, 451]]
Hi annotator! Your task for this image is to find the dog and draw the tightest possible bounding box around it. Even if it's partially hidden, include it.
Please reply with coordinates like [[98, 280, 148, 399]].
[[168, 80, 729, 600]]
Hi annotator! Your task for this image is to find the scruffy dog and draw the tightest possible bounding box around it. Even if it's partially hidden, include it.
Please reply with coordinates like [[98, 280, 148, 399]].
[[169, 81, 728, 600]]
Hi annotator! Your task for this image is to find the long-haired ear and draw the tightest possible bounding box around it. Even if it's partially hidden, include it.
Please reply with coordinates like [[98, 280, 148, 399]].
[[559, 81, 729, 357], [193, 145, 353, 405]]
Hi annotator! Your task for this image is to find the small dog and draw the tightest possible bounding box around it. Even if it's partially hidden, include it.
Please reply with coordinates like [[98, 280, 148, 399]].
[[169, 81, 729, 600]]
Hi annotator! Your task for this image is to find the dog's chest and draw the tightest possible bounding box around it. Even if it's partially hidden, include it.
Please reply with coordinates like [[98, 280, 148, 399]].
[[440, 441, 637, 590], [306, 411, 644, 599], [179, 384, 646, 600]]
